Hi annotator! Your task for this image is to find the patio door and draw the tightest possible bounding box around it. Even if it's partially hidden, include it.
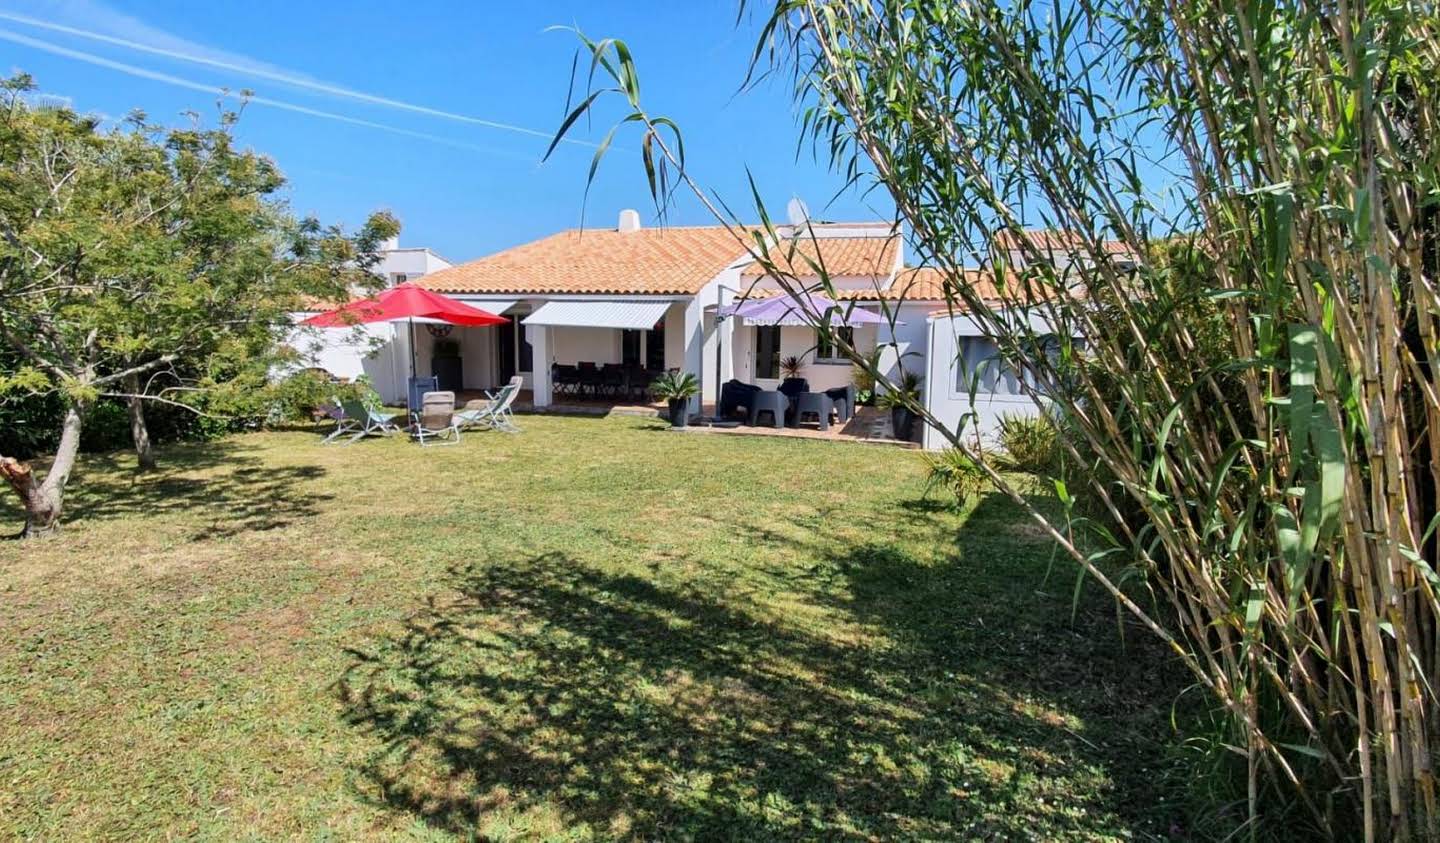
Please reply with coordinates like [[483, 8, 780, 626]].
[[496, 319, 532, 382], [754, 325, 781, 379], [622, 329, 642, 367], [497, 319, 516, 381]]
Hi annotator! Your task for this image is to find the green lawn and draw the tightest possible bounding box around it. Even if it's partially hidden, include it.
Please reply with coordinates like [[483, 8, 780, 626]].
[[0, 416, 1190, 840]]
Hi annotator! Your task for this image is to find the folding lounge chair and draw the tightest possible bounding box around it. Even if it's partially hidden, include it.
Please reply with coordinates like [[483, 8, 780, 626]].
[[410, 391, 461, 446], [321, 396, 404, 444], [456, 376, 523, 433]]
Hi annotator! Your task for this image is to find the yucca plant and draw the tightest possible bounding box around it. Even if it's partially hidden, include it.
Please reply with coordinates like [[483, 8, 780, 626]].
[[548, 1, 1440, 836], [922, 447, 990, 509], [994, 413, 1058, 476]]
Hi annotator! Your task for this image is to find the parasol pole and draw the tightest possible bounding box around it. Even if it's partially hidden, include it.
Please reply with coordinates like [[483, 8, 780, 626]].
[[408, 317, 417, 411]]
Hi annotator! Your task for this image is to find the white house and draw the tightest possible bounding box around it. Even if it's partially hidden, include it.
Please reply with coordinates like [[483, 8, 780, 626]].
[[287, 236, 453, 402], [295, 212, 1129, 448]]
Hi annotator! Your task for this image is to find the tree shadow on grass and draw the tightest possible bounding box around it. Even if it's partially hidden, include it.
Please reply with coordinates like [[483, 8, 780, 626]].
[[337, 497, 1186, 841], [42, 441, 331, 540]]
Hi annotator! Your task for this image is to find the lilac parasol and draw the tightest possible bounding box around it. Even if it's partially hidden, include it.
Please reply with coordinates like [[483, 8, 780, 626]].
[[719, 291, 895, 326]]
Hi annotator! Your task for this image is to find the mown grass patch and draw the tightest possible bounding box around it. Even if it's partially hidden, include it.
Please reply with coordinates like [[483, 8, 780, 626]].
[[1, 415, 1189, 839]]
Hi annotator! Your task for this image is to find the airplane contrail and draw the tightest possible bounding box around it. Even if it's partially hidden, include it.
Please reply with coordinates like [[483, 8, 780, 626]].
[[0, 9, 593, 147], [0, 27, 539, 159]]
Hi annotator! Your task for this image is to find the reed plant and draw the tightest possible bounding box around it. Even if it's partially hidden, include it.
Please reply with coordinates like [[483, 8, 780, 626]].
[[550, 1, 1440, 835]]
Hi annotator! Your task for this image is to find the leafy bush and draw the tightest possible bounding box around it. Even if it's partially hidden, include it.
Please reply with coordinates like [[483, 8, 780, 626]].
[[875, 370, 923, 410], [922, 447, 990, 508], [994, 413, 1058, 475]]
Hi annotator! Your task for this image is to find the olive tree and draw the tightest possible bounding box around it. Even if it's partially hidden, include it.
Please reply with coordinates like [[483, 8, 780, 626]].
[[0, 75, 396, 536]]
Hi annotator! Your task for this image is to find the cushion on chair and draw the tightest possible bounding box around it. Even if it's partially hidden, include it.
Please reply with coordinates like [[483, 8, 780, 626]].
[[719, 380, 761, 418]]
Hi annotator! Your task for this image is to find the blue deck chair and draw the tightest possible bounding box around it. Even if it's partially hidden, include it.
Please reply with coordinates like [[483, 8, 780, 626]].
[[456, 377, 523, 433], [321, 396, 404, 444]]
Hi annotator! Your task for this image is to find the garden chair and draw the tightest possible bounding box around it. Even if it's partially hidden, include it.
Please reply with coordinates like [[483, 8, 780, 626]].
[[456, 377, 523, 433], [410, 391, 461, 446], [321, 396, 404, 444]]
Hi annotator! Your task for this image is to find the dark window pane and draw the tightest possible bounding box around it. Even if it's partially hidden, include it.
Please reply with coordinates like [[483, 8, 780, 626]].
[[755, 326, 781, 379], [646, 326, 665, 370], [816, 326, 853, 360], [622, 330, 642, 367]]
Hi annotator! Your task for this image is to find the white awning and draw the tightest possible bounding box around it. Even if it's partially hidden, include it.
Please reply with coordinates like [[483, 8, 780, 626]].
[[522, 300, 671, 330], [462, 299, 519, 315]]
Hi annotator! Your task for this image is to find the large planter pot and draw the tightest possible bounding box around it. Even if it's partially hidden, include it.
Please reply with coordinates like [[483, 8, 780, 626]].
[[890, 406, 916, 441], [668, 398, 690, 428]]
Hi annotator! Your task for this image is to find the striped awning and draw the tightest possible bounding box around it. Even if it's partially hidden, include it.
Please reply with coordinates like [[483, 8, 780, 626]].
[[521, 300, 671, 330]]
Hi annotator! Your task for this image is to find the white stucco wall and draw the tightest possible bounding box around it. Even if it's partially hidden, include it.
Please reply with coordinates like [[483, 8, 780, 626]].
[[553, 327, 622, 365], [876, 301, 936, 388], [727, 323, 878, 393], [283, 320, 409, 404], [284, 241, 455, 404], [379, 247, 453, 279], [921, 312, 1052, 450]]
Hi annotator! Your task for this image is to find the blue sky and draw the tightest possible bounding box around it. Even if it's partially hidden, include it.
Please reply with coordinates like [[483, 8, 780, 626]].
[[0, 1, 893, 261]]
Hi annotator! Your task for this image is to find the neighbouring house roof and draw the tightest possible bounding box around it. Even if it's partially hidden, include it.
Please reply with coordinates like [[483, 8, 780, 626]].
[[739, 232, 901, 279], [993, 228, 1135, 257], [418, 227, 753, 296]]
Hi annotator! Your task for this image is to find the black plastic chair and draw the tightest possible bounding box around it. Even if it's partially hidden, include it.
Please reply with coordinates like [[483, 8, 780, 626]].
[[577, 361, 600, 398], [601, 364, 625, 398], [825, 385, 855, 423], [791, 392, 836, 431], [553, 364, 581, 396], [748, 390, 789, 428], [720, 380, 761, 419]]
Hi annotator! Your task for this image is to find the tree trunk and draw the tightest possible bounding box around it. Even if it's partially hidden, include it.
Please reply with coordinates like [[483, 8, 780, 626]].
[[0, 402, 85, 538], [125, 374, 156, 472]]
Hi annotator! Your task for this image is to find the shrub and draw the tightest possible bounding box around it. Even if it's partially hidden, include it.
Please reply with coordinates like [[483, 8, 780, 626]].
[[994, 413, 1058, 475], [922, 447, 990, 508], [875, 369, 923, 410], [649, 370, 699, 401]]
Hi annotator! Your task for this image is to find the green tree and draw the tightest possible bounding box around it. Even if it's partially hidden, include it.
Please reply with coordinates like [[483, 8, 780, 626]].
[[0, 74, 396, 536], [554, 1, 1439, 836]]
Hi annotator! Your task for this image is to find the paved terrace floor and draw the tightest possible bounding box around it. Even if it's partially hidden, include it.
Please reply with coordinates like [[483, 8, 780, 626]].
[[454, 390, 917, 448]]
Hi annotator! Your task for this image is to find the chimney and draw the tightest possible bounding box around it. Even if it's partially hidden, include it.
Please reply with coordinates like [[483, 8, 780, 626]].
[[617, 209, 642, 233], [786, 197, 810, 226], [379, 234, 400, 252]]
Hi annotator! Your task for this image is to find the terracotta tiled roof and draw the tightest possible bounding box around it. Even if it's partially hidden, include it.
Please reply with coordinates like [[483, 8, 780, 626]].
[[993, 228, 1135, 257], [740, 234, 900, 278], [417, 227, 752, 296], [736, 266, 995, 305]]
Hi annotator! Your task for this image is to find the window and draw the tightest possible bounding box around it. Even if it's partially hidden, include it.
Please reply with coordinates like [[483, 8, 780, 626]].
[[815, 326, 854, 361], [956, 338, 1023, 395], [390, 273, 409, 286], [754, 325, 781, 379], [954, 335, 1059, 396]]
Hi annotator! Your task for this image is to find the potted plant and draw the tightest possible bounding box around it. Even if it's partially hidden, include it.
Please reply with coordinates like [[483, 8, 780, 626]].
[[650, 370, 699, 428], [780, 355, 805, 380], [852, 357, 877, 407], [877, 370, 923, 441]]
